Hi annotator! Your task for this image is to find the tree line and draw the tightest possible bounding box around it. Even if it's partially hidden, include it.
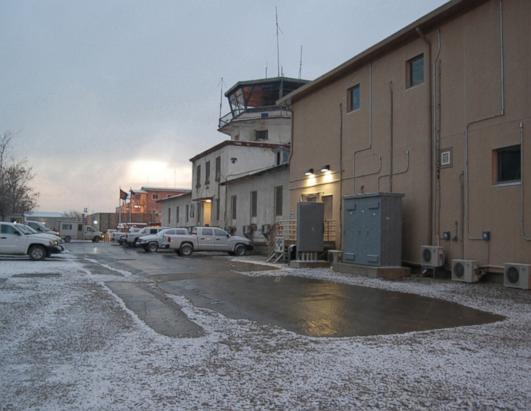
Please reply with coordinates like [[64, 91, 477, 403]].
[[0, 131, 39, 220]]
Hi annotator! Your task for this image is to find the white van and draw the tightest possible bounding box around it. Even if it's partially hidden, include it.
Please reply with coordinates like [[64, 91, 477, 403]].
[[59, 222, 103, 243]]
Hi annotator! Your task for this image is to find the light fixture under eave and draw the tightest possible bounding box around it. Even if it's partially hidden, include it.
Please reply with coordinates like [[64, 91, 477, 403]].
[[320, 165, 331, 173], [305, 168, 314, 176]]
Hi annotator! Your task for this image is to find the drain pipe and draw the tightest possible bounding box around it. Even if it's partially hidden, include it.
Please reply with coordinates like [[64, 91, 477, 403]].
[[465, 0, 505, 241], [389, 81, 394, 192], [339, 102, 344, 248], [353, 63, 373, 193], [434, 30, 442, 246], [521, 121, 531, 240], [416, 27, 434, 246]]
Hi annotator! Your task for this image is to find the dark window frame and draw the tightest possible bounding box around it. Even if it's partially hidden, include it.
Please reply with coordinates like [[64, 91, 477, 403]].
[[347, 83, 361, 112], [274, 185, 283, 217], [494, 145, 521, 184], [407, 54, 425, 88], [231, 195, 237, 219], [255, 129, 268, 141], [215, 156, 221, 182], [196, 165, 201, 189], [205, 161, 210, 185], [250, 191, 258, 218]]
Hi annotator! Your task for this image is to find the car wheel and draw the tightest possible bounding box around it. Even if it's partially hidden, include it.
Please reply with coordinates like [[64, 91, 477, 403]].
[[64, 236, 71, 243], [29, 245, 46, 261], [147, 242, 158, 253], [234, 244, 247, 256], [92, 236, 100, 243], [180, 243, 193, 257]]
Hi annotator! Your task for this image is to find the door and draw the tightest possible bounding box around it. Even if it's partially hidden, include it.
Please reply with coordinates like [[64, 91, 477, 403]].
[[213, 228, 230, 251], [197, 228, 216, 250], [202, 200, 212, 226], [0, 224, 26, 254]]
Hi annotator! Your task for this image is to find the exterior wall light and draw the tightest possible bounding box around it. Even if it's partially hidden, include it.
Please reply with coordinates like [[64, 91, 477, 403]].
[[320, 165, 331, 173], [305, 168, 314, 176]]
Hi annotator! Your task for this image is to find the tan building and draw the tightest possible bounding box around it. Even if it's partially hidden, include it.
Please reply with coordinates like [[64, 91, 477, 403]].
[[281, 0, 531, 269]]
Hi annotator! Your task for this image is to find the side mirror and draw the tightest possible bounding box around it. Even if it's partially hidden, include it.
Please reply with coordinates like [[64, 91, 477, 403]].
[[226, 234, 230, 238], [15, 230, 21, 236]]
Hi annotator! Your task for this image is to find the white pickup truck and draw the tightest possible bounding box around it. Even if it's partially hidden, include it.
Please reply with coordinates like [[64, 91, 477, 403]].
[[0, 222, 61, 260], [166, 226, 253, 257]]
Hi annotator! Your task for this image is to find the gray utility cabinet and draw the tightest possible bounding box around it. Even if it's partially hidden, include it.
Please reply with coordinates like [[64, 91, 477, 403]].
[[297, 202, 324, 252], [342, 193, 403, 267]]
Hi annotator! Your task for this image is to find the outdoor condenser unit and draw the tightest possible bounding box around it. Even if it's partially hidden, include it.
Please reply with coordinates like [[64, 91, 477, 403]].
[[503, 263, 530, 289], [451, 259, 481, 283], [420, 245, 445, 268]]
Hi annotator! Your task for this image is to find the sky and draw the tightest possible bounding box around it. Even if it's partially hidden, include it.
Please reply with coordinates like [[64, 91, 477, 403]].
[[0, 0, 447, 213]]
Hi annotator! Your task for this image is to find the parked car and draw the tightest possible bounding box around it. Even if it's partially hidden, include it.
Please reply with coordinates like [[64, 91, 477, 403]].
[[58, 222, 103, 243], [124, 226, 168, 247], [18, 224, 64, 254], [166, 226, 253, 257], [0, 222, 61, 260], [26, 220, 60, 236], [138, 228, 189, 252]]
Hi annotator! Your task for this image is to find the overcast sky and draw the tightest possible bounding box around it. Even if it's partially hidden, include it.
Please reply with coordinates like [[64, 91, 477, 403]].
[[0, 0, 447, 212]]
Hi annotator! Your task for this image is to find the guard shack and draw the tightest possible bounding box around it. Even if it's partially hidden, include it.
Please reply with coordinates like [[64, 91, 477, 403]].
[[334, 193, 410, 279]]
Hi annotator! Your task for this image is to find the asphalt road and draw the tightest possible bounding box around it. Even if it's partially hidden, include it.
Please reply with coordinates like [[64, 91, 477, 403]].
[[68, 242, 502, 338]]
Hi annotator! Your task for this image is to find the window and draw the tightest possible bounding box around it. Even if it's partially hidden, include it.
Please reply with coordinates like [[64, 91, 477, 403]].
[[205, 161, 210, 185], [231, 195, 237, 219], [168, 208, 171, 225], [347, 84, 361, 112], [186, 205, 189, 222], [176, 206, 180, 223], [196, 165, 201, 188], [276, 152, 281, 165], [202, 228, 214, 236], [61, 223, 72, 230], [215, 156, 221, 181], [250, 191, 258, 218], [495, 145, 521, 184], [407, 54, 424, 88], [275, 185, 283, 217], [152, 194, 159, 200], [214, 228, 227, 237], [1, 224, 18, 235], [255, 130, 268, 140]]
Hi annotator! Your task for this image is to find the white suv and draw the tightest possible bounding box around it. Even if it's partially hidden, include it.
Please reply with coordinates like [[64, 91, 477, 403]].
[[0, 222, 61, 260]]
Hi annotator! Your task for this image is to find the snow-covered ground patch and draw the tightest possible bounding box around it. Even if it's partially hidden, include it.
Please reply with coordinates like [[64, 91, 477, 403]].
[[0, 257, 530, 410]]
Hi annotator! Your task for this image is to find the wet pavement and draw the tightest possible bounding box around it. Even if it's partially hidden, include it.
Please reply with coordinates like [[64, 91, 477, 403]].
[[68, 242, 503, 338]]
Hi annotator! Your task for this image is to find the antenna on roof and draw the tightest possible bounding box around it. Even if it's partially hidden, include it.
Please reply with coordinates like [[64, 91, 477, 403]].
[[275, 6, 281, 77], [218, 77, 224, 118], [298, 45, 303, 79]]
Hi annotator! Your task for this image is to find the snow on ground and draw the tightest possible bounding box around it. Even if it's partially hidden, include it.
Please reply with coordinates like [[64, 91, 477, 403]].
[[0, 257, 530, 410]]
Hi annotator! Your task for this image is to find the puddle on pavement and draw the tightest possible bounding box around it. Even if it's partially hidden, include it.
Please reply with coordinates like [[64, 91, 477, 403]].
[[106, 281, 204, 338], [159, 274, 504, 337], [12, 273, 62, 278]]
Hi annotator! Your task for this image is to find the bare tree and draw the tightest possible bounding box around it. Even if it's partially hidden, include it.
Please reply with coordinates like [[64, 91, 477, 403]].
[[0, 131, 39, 220]]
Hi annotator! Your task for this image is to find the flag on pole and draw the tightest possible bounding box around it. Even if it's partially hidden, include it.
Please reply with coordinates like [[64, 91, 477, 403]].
[[119, 189, 128, 200]]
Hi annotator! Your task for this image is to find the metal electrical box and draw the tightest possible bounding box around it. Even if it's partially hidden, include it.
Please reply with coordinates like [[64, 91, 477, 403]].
[[342, 193, 403, 267], [297, 202, 324, 252]]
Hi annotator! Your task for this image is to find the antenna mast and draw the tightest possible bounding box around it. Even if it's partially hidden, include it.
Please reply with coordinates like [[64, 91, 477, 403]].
[[275, 6, 280, 77], [218, 77, 224, 119], [298, 45, 303, 79]]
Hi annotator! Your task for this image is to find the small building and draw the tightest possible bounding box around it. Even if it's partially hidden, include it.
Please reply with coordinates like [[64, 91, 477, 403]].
[[222, 163, 289, 242], [158, 192, 195, 229]]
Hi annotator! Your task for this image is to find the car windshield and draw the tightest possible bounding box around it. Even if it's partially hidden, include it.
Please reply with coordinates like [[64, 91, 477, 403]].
[[22, 225, 39, 234]]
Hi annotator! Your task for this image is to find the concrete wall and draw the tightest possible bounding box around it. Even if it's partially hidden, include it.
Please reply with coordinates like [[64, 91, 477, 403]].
[[289, 0, 531, 268], [225, 166, 289, 241]]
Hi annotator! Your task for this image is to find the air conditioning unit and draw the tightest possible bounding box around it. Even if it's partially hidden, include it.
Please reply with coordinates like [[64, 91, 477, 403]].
[[451, 259, 481, 283], [420, 245, 445, 267], [503, 263, 530, 290]]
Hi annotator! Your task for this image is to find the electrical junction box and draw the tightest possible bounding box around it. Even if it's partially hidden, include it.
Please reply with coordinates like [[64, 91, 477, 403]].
[[342, 193, 404, 267], [296, 202, 324, 252]]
